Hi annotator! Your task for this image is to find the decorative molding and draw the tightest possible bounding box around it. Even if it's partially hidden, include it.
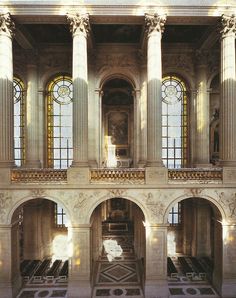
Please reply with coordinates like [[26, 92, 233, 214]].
[[145, 13, 166, 35], [0, 13, 15, 37], [220, 14, 236, 38], [30, 189, 46, 198], [67, 13, 90, 37], [0, 192, 12, 223], [168, 168, 222, 182]]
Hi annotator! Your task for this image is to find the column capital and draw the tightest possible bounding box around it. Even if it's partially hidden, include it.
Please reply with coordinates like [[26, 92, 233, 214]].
[[0, 13, 15, 38], [220, 14, 236, 38], [145, 13, 166, 36], [67, 13, 90, 37]]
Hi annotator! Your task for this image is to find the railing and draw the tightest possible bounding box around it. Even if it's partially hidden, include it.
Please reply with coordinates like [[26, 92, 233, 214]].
[[168, 168, 222, 181], [90, 168, 145, 184], [11, 169, 67, 183], [10, 167, 223, 184]]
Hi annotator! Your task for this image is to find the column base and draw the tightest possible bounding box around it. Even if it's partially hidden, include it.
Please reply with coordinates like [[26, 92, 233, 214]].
[[67, 167, 90, 184], [0, 168, 11, 184], [67, 279, 91, 298], [145, 167, 168, 185], [223, 167, 236, 184], [221, 160, 236, 167], [0, 161, 15, 168], [145, 279, 168, 298], [221, 280, 236, 298], [23, 160, 41, 168], [194, 163, 212, 168], [89, 160, 98, 168], [71, 161, 89, 167]]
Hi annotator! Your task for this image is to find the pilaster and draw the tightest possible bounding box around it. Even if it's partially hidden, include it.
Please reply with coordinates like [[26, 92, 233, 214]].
[[194, 50, 211, 167], [67, 13, 90, 167], [220, 223, 236, 297], [0, 225, 18, 298], [0, 13, 15, 169], [24, 50, 41, 168], [145, 224, 168, 298], [67, 225, 91, 298], [145, 13, 166, 167]]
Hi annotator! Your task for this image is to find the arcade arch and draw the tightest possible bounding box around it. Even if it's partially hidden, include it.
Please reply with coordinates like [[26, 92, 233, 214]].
[[166, 197, 222, 292], [90, 197, 146, 290], [11, 198, 70, 289]]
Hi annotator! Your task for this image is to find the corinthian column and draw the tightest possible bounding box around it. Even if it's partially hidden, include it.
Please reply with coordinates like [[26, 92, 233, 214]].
[[145, 13, 166, 167], [67, 13, 90, 167], [220, 14, 236, 166], [24, 51, 41, 168], [194, 50, 211, 167], [0, 13, 15, 168]]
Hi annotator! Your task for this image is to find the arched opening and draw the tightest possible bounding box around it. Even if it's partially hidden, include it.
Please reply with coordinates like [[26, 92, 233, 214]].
[[90, 197, 145, 296], [101, 78, 134, 168], [11, 198, 69, 296], [167, 197, 222, 295]]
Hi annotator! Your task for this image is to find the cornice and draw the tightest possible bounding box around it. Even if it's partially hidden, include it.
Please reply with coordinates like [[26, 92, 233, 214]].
[[1, 4, 236, 24]]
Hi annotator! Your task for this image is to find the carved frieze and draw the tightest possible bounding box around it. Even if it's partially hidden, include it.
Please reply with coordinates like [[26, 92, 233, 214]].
[[0, 13, 15, 37], [162, 53, 194, 76], [67, 13, 90, 37], [145, 192, 165, 222], [220, 14, 236, 38], [30, 189, 46, 198]]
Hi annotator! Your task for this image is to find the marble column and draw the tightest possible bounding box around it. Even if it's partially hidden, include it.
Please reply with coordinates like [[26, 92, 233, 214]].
[[145, 224, 168, 298], [220, 223, 236, 297], [220, 14, 236, 166], [0, 13, 15, 168], [194, 50, 211, 167], [24, 51, 41, 168], [67, 13, 90, 167], [67, 225, 91, 298], [145, 13, 166, 167]]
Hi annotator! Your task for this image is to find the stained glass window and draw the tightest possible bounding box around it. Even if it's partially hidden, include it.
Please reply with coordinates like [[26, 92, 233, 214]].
[[47, 75, 73, 169], [162, 75, 188, 168], [13, 77, 25, 166]]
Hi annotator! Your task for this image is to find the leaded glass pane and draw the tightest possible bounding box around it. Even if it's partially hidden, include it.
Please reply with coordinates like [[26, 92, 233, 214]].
[[47, 75, 73, 168], [13, 77, 25, 166], [162, 75, 188, 168]]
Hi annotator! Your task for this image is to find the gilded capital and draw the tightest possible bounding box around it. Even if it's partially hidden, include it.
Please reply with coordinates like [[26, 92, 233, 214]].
[[145, 13, 166, 35], [0, 13, 15, 37], [67, 13, 90, 37], [220, 14, 236, 38]]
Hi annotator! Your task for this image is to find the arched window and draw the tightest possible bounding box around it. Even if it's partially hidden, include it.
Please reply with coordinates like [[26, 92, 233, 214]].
[[13, 77, 25, 166], [162, 75, 188, 168], [47, 75, 73, 169]]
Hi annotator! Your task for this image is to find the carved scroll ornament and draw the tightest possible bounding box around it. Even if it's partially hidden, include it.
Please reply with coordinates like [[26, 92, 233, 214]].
[[67, 13, 90, 37], [145, 13, 166, 35], [0, 13, 15, 37]]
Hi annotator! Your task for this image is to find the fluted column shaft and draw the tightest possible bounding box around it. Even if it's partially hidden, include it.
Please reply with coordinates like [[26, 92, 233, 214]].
[[145, 13, 166, 167], [0, 13, 15, 167], [220, 14, 236, 166], [195, 51, 211, 167], [67, 14, 89, 167], [24, 53, 41, 168]]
